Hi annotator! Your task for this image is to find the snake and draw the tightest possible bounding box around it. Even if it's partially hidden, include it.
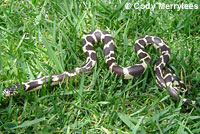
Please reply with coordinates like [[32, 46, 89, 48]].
[[2, 29, 200, 107]]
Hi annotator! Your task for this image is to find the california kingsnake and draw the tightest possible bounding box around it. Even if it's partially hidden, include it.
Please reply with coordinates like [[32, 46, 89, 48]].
[[2, 30, 200, 107]]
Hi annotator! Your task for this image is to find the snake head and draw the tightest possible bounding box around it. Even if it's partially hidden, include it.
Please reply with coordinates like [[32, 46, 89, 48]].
[[2, 84, 19, 97]]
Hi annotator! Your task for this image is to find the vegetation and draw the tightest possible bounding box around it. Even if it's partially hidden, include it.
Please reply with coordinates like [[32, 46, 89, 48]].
[[0, 0, 199, 133]]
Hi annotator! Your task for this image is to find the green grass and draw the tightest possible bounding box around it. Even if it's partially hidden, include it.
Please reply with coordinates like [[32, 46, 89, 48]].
[[0, 0, 200, 133]]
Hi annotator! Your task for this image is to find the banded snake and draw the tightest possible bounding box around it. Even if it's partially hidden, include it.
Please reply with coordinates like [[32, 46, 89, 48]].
[[2, 30, 200, 107]]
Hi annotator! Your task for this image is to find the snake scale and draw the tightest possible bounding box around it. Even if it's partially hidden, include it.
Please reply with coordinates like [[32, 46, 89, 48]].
[[2, 30, 200, 107]]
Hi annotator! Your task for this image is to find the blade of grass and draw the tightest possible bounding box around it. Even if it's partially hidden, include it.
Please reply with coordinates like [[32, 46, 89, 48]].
[[11, 117, 46, 129], [118, 112, 135, 130], [42, 35, 64, 72]]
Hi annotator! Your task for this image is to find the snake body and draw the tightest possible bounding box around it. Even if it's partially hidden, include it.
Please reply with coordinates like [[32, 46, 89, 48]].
[[2, 30, 199, 107]]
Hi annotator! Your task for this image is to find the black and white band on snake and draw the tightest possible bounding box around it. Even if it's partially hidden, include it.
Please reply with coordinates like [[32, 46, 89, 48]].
[[2, 29, 200, 107]]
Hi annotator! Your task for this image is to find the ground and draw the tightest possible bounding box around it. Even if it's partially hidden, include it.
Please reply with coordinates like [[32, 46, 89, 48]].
[[0, 0, 200, 133]]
